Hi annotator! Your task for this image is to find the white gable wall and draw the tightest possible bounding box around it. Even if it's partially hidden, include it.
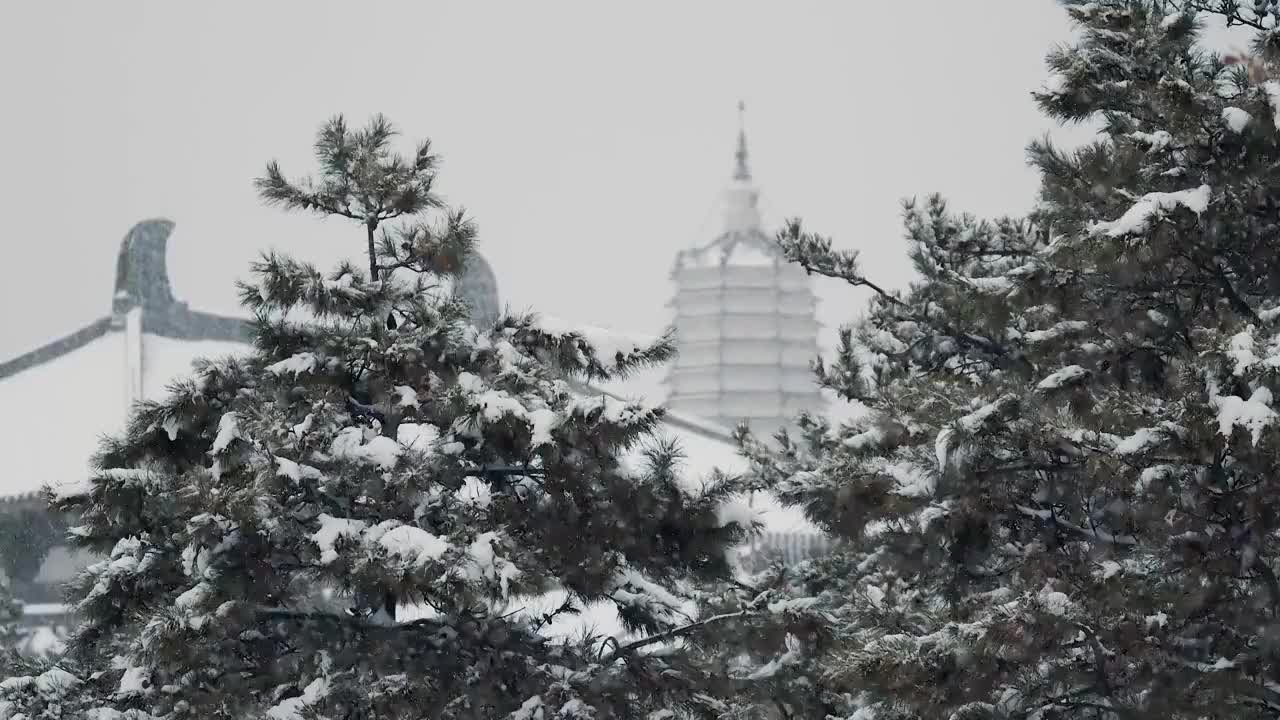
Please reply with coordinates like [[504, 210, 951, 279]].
[[0, 331, 249, 499]]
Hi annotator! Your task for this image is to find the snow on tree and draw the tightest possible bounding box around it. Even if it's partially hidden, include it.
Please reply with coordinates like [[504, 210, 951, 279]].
[[0, 576, 23, 654], [0, 115, 755, 719], [690, 2, 1280, 718]]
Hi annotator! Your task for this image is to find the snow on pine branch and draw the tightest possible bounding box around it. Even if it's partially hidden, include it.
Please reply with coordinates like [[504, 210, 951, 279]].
[[308, 515, 523, 600], [454, 371, 650, 447], [239, 253, 396, 319], [1036, 364, 1089, 391], [878, 459, 936, 499], [1022, 320, 1090, 345], [1113, 422, 1186, 456], [265, 351, 324, 378], [1265, 81, 1280, 131], [211, 412, 243, 455], [1090, 185, 1210, 238], [714, 495, 765, 531], [459, 532, 522, 598], [1224, 325, 1280, 377], [48, 467, 164, 505], [933, 395, 1017, 472], [608, 565, 693, 627], [533, 314, 668, 376], [1041, 73, 1068, 98], [1128, 129, 1172, 153], [1210, 385, 1277, 447], [266, 677, 329, 720], [331, 427, 403, 470], [1222, 107, 1253, 133]]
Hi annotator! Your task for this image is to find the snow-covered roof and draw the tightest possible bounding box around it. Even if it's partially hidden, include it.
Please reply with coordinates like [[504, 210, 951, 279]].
[[0, 331, 248, 500]]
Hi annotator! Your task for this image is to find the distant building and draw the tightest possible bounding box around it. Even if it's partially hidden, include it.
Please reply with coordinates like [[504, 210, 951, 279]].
[[0, 110, 833, 651], [456, 252, 501, 328], [0, 219, 251, 645], [663, 104, 824, 438]]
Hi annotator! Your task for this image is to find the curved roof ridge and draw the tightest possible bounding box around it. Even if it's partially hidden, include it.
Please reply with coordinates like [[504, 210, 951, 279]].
[[0, 317, 114, 382], [1, 219, 255, 385]]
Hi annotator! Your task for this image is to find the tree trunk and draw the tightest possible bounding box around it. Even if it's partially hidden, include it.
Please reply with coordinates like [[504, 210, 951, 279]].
[[366, 219, 378, 280]]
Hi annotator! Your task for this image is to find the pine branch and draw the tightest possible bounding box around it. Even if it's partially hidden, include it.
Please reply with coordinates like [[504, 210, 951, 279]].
[[1185, 1, 1269, 32], [254, 161, 363, 222], [598, 610, 750, 664], [1016, 504, 1137, 546], [1213, 261, 1261, 323], [776, 219, 906, 307]]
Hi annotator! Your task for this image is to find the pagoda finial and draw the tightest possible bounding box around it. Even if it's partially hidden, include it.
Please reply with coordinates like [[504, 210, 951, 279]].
[[733, 100, 751, 181]]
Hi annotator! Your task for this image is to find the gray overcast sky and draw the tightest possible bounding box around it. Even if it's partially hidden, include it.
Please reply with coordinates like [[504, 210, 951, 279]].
[[0, 1, 1100, 360]]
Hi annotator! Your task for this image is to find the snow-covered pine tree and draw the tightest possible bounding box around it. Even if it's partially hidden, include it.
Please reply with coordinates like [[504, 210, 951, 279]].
[[696, 2, 1280, 718], [680, 201, 1047, 719], [0, 115, 752, 719]]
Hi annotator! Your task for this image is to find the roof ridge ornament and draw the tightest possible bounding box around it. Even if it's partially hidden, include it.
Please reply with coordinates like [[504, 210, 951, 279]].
[[112, 218, 178, 315]]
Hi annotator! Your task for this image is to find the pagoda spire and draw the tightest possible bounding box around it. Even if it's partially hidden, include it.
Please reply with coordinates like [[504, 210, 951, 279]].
[[733, 100, 751, 181], [723, 101, 761, 233]]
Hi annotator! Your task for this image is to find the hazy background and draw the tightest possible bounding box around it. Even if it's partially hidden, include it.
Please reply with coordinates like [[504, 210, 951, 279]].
[[0, 1, 1161, 360]]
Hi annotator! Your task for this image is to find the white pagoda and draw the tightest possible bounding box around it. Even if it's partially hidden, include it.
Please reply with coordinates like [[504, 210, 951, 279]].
[[663, 104, 824, 438]]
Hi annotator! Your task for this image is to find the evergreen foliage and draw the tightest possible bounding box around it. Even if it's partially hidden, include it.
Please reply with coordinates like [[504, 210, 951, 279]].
[[0, 509, 68, 664], [0, 508, 66, 589], [0, 578, 23, 652], [0, 116, 753, 719], [0, 570, 44, 678], [698, 2, 1280, 717]]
